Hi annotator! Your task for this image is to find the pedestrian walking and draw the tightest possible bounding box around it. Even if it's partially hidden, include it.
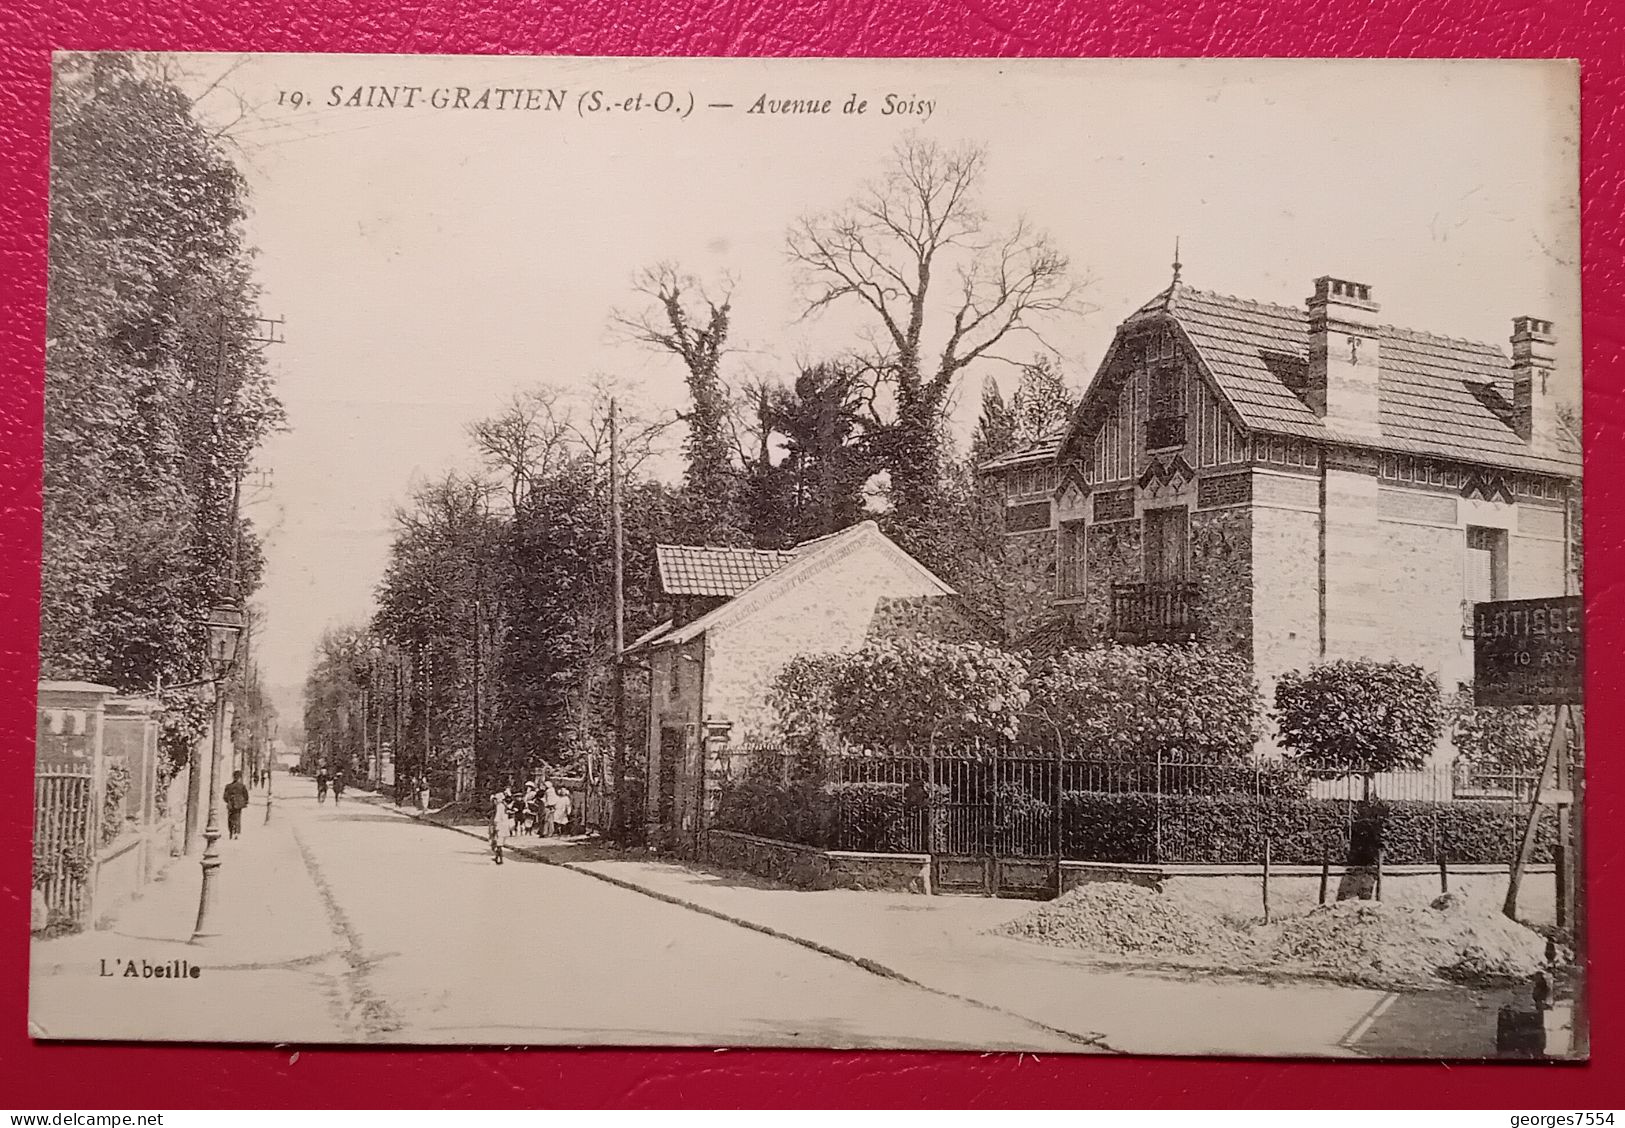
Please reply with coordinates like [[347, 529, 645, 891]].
[[416, 775, 430, 813], [489, 790, 510, 865], [223, 770, 251, 840], [333, 771, 346, 805], [316, 769, 329, 804]]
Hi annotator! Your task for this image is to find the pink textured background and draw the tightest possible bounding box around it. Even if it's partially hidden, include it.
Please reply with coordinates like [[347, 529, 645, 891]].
[[0, 0, 1618, 1109]]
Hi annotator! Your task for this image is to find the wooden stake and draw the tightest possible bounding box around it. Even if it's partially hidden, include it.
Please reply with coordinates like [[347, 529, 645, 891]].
[[1262, 837, 1272, 923], [1319, 846, 1330, 905]]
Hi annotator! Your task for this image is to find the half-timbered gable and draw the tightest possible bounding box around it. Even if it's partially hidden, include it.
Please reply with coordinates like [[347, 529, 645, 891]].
[[981, 273, 1581, 711]]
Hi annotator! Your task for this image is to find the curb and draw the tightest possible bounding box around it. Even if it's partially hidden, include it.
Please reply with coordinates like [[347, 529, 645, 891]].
[[370, 797, 1114, 1053]]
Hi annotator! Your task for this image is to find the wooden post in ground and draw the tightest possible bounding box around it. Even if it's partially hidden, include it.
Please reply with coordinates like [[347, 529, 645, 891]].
[[1438, 854, 1449, 896], [1319, 847, 1330, 905], [1505, 705, 1567, 920], [1262, 838, 1272, 923], [1374, 845, 1384, 901]]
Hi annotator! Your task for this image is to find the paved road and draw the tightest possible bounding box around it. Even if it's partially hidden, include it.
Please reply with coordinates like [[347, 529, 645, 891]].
[[295, 784, 1082, 1048], [33, 775, 1080, 1049]]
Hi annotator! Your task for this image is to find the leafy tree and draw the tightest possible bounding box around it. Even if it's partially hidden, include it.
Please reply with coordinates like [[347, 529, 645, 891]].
[[1274, 660, 1443, 797], [1009, 354, 1077, 445], [43, 53, 282, 772], [613, 265, 742, 544], [825, 639, 1031, 751], [788, 135, 1082, 533], [1026, 644, 1261, 763], [971, 375, 1017, 465], [1447, 691, 1568, 779], [767, 653, 849, 752]]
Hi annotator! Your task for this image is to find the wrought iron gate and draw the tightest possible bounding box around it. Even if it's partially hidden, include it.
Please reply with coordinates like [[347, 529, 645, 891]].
[[34, 768, 95, 926], [930, 754, 1061, 899]]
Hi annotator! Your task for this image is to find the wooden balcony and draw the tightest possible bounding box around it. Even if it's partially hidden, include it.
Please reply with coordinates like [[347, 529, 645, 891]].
[[1110, 581, 1202, 644]]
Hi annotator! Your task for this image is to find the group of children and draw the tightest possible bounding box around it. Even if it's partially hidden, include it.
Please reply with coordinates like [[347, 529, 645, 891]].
[[487, 779, 574, 864]]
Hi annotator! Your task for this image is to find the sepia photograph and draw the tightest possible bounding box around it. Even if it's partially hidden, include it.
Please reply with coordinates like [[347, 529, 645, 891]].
[[27, 52, 1584, 1059]]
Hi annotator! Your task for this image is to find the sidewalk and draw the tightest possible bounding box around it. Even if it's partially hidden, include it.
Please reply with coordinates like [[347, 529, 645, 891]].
[[386, 798, 1510, 1058], [29, 788, 353, 1042]]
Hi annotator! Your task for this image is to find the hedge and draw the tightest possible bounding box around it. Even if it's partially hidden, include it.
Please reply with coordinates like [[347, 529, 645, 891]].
[[1060, 792, 1555, 865], [716, 776, 1554, 866]]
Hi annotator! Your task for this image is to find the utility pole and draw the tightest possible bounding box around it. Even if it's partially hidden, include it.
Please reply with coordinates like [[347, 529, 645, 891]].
[[471, 484, 484, 791], [610, 398, 627, 838]]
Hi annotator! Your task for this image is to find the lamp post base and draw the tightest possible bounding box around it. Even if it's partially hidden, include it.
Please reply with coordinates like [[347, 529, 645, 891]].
[[190, 827, 223, 943]]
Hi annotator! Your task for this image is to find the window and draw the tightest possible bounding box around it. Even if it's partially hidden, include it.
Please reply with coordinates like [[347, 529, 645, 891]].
[[1057, 520, 1087, 601], [1150, 363, 1179, 419], [1465, 526, 1509, 605], [1143, 505, 1190, 582]]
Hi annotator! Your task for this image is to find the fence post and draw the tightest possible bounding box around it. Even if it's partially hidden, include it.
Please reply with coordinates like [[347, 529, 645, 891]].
[[1319, 847, 1330, 905], [1262, 837, 1272, 923], [1374, 845, 1385, 902], [1438, 853, 1449, 896]]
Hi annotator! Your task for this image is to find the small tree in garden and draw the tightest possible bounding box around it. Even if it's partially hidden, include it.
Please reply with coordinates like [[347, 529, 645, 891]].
[[767, 652, 848, 753], [1027, 644, 1261, 763], [1447, 690, 1561, 781], [1274, 660, 1443, 799], [827, 639, 1031, 751]]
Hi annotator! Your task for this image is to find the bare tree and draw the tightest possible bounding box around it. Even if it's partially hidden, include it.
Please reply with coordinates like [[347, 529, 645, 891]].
[[468, 388, 571, 513], [787, 136, 1085, 516]]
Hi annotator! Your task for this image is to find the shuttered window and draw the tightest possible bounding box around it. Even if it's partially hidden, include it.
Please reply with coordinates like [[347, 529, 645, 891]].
[[1465, 526, 1508, 604], [1057, 520, 1087, 601]]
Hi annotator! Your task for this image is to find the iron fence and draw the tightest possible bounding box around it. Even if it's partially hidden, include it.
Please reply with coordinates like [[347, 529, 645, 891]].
[[34, 768, 95, 926], [713, 746, 1545, 865]]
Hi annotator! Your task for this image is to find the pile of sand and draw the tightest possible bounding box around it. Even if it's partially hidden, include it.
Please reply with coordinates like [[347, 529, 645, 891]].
[[998, 883, 1248, 958], [1259, 896, 1550, 986], [1000, 883, 1555, 987]]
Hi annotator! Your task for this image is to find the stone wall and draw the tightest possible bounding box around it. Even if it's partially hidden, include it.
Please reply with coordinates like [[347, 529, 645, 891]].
[[1251, 477, 1322, 695], [1379, 515, 1472, 687], [1002, 529, 1057, 640], [703, 829, 930, 892], [1189, 505, 1252, 658]]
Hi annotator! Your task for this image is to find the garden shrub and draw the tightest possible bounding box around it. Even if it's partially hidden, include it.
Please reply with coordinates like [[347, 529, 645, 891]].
[[1028, 644, 1261, 763], [100, 761, 132, 847], [1447, 690, 1564, 778], [1056, 791, 1552, 866], [713, 775, 834, 847], [827, 638, 1030, 751]]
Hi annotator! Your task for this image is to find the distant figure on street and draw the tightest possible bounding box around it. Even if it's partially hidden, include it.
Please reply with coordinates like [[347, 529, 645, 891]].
[[521, 780, 541, 834], [316, 769, 329, 804], [551, 783, 573, 837], [224, 770, 250, 840], [416, 775, 430, 812], [333, 771, 347, 805], [489, 790, 510, 865]]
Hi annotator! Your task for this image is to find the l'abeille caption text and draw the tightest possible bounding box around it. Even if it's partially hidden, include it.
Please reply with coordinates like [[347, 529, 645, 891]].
[[277, 86, 938, 121]]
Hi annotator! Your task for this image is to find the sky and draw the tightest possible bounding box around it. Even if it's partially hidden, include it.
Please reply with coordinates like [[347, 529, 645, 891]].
[[169, 55, 1580, 694]]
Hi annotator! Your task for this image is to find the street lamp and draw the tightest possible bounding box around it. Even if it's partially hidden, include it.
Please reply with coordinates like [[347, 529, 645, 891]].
[[191, 599, 244, 944]]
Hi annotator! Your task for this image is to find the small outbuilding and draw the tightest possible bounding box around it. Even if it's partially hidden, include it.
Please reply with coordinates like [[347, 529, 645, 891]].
[[628, 520, 988, 848]]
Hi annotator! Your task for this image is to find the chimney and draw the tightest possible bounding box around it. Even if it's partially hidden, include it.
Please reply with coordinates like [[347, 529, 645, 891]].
[[1511, 315, 1559, 452], [1306, 276, 1381, 439]]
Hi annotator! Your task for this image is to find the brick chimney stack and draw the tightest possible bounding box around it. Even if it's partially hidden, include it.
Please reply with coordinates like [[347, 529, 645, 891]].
[[1307, 276, 1382, 439], [1511, 315, 1560, 453]]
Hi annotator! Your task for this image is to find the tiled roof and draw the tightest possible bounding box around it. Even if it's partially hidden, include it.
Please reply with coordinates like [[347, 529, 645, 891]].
[[1112, 284, 1581, 475], [655, 543, 800, 597], [978, 430, 1066, 473]]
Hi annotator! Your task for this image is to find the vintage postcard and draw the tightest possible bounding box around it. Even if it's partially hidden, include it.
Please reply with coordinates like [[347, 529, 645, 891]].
[[29, 53, 1584, 1057]]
